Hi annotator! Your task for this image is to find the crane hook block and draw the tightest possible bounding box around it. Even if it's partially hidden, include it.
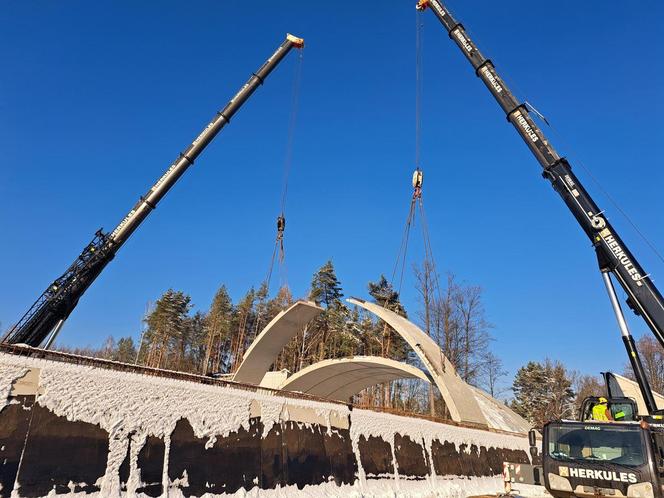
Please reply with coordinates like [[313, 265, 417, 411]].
[[412, 169, 423, 189], [286, 34, 305, 49], [416, 0, 429, 11]]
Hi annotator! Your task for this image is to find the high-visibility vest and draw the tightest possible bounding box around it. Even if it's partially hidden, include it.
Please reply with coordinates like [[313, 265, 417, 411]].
[[592, 403, 610, 421]]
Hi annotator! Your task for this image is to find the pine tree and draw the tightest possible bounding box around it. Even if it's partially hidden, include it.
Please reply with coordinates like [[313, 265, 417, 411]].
[[268, 285, 293, 318], [143, 289, 192, 369], [336, 306, 361, 359], [356, 311, 380, 357], [270, 286, 301, 371], [113, 337, 137, 363], [512, 359, 575, 429], [251, 281, 270, 342], [367, 275, 409, 408], [308, 261, 348, 362], [310, 260, 343, 308], [512, 361, 549, 426], [547, 360, 576, 420], [203, 285, 234, 374], [187, 311, 208, 372], [368, 275, 406, 316], [367, 275, 408, 361], [230, 288, 256, 372]]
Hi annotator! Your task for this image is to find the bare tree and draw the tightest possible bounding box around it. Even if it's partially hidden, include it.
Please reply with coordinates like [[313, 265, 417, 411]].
[[482, 351, 508, 397], [415, 266, 461, 368], [414, 260, 435, 336], [571, 372, 604, 418], [455, 283, 491, 385], [415, 265, 493, 386], [624, 335, 664, 394]]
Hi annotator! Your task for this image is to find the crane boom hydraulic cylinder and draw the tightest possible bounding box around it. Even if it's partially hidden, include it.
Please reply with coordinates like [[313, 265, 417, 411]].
[[3, 34, 305, 348], [417, 0, 664, 357]]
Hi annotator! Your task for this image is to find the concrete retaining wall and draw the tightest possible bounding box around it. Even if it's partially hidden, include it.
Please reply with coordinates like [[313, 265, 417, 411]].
[[0, 350, 533, 497]]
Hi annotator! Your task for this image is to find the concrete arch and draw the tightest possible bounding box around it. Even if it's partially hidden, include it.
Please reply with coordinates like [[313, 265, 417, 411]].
[[232, 300, 322, 384], [230, 296, 528, 432], [468, 385, 531, 433], [607, 372, 664, 415], [280, 356, 431, 401], [348, 297, 487, 426]]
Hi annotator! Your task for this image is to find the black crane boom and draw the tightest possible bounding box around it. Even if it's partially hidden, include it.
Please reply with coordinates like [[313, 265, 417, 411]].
[[417, 0, 664, 352], [419, 4, 664, 493], [3, 34, 304, 347]]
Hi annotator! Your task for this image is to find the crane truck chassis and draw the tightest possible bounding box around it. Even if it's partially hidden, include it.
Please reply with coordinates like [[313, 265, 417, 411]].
[[417, 0, 664, 495], [541, 420, 663, 497]]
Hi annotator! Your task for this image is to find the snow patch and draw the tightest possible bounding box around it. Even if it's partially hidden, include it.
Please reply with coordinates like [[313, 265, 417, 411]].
[[350, 409, 529, 454], [470, 386, 529, 433], [0, 362, 28, 409]]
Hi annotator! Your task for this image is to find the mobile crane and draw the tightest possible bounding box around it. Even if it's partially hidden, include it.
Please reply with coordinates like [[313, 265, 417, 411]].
[[3, 34, 304, 349], [417, 0, 664, 496]]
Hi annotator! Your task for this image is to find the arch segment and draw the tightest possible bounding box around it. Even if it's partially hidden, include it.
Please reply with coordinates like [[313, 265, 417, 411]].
[[468, 385, 531, 433], [347, 297, 487, 426], [232, 300, 322, 384], [280, 356, 431, 401]]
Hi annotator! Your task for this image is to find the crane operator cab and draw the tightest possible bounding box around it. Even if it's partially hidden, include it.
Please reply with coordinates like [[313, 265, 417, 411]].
[[580, 396, 638, 423], [541, 420, 663, 497]]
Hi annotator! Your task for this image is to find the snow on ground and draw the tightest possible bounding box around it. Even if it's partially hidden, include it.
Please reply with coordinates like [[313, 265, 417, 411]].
[[34, 479, 551, 498]]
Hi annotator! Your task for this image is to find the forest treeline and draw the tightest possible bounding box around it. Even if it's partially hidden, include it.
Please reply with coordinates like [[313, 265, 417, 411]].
[[509, 335, 664, 428], [55, 260, 499, 415], [54, 260, 664, 425]]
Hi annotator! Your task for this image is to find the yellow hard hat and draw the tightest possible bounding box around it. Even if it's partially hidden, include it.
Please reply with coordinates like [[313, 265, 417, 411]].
[[599, 397, 608, 404]]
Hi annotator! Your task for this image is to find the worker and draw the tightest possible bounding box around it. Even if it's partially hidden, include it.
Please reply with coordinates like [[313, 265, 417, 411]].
[[567, 432, 587, 459], [591, 397, 614, 421]]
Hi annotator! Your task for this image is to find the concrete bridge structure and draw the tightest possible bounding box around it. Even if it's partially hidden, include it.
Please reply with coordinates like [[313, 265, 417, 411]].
[[231, 298, 529, 433]]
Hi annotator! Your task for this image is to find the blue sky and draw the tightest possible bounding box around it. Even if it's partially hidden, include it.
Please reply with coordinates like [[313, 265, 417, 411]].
[[2, 1, 662, 388]]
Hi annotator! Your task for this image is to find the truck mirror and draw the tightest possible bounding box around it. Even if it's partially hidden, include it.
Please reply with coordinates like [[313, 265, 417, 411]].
[[528, 429, 537, 448]]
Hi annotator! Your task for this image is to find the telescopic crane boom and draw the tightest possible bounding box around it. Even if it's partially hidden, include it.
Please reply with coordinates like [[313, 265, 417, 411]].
[[417, 0, 663, 414], [3, 34, 305, 348]]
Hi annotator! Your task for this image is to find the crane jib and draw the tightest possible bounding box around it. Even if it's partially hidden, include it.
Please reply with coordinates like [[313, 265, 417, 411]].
[[3, 35, 304, 347], [420, 0, 664, 349]]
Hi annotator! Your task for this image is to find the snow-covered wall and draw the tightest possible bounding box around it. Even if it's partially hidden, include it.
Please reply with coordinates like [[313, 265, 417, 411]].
[[0, 351, 535, 497]]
